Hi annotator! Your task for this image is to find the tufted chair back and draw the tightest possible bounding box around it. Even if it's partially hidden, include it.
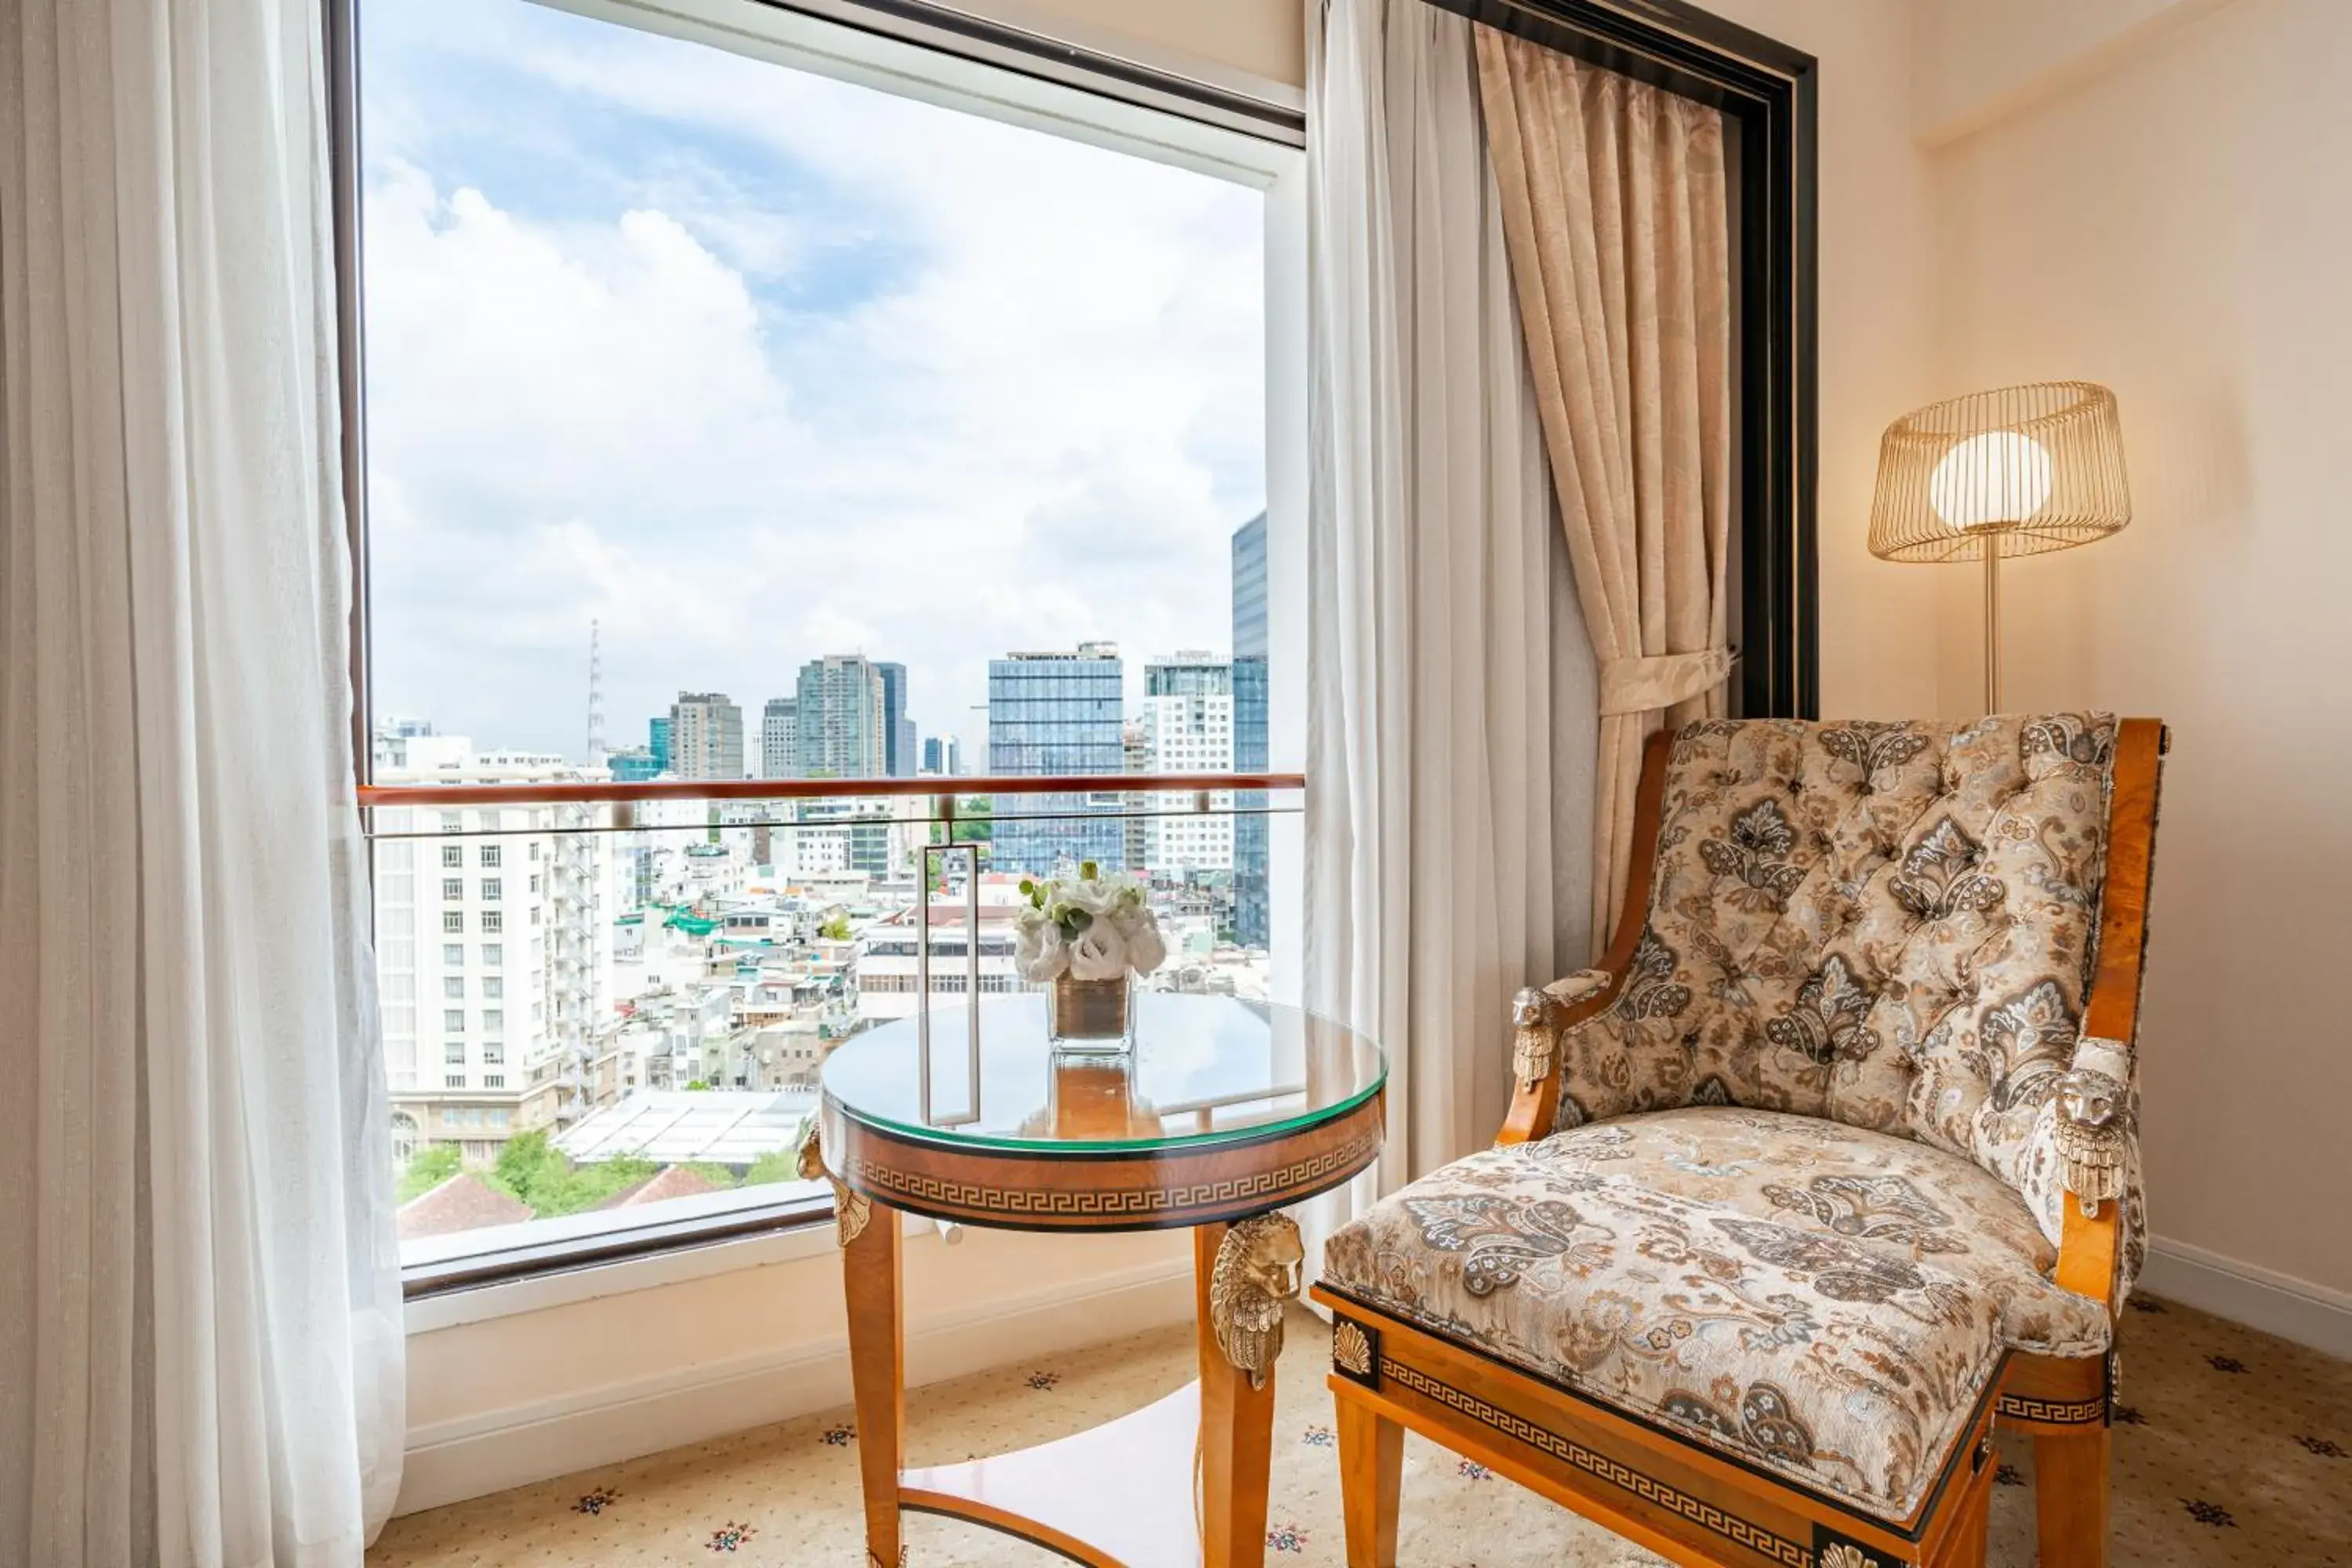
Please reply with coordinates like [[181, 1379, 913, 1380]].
[[1568, 713, 2125, 1214]]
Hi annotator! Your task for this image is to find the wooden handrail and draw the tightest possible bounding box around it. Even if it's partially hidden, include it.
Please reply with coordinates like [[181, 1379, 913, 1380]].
[[358, 771, 1307, 808]]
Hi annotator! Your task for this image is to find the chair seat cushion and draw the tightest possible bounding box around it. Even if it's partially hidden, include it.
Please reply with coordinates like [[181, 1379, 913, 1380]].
[[1321, 1108, 2112, 1522]]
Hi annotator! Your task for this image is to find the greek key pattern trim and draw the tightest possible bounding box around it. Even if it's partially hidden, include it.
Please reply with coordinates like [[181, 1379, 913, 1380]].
[[1996, 1392, 2106, 1426], [1383, 1361, 1809, 1567], [840, 1118, 1382, 1222]]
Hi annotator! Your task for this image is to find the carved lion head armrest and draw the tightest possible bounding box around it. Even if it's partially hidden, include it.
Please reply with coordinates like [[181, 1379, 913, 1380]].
[[2054, 1034, 2133, 1218], [1498, 969, 1617, 1145], [1511, 970, 1613, 1091]]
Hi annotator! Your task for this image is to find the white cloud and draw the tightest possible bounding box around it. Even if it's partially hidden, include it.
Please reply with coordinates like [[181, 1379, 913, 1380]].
[[360, 0, 1265, 759]]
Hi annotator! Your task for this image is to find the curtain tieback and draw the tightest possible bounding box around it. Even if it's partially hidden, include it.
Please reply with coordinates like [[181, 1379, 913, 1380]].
[[1598, 647, 1735, 717]]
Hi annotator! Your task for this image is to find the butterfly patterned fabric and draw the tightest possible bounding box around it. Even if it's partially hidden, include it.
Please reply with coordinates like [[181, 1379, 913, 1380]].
[[1322, 1109, 2113, 1523], [1538, 713, 2141, 1293]]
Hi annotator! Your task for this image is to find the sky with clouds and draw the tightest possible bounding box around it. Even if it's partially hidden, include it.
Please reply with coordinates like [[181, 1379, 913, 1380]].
[[360, 0, 1267, 765]]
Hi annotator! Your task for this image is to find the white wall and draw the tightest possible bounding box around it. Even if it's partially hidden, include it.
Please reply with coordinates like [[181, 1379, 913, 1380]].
[[398, 1221, 1190, 1512], [1921, 0, 2352, 1310], [971, 0, 1305, 94], [1911, 0, 2239, 144], [1702, 0, 1946, 720]]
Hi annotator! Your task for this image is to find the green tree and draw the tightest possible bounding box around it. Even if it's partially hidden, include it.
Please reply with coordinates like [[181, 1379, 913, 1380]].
[[741, 1146, 801, 1187], [928, 795, 994, 847], [397, 1144, 461, 1203], [490, 1129, 658, 1218], [818, 913, 851, 942]]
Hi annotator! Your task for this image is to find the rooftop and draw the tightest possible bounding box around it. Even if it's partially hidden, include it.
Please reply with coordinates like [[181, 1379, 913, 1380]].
[[554, 1089, 816, 1166]]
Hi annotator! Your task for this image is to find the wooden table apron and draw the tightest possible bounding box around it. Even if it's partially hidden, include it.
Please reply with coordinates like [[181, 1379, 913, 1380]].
[[821, 1087, 1385, 1568], [820, 1090, 1385, 1234]]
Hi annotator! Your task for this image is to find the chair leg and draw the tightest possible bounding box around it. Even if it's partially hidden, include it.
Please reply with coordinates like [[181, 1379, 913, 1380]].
[[1336, 1396, 1403, 1568], [2033, 1425, 2111, 1568]]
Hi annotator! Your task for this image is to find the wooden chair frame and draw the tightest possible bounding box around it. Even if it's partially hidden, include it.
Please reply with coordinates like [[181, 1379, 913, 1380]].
[[1310, 718, 2166, 1568]]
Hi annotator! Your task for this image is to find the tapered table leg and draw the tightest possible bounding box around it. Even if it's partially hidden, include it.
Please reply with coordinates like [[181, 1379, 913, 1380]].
[[1336, 1397, 1403, 1567], [1196, 1222, 1278, 1568], [845, 1202, 904, 1568]]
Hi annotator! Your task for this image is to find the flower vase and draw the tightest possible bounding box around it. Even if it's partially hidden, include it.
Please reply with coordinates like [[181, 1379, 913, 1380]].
[[1048, 974, 1133, 1053]]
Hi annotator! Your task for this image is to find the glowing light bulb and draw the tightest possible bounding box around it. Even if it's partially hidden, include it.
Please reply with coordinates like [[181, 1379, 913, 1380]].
[[1928, 430, 2053, 531]]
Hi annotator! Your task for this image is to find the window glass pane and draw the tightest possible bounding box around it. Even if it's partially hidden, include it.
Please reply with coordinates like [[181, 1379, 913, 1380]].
[[361, 0, 1281, 1263]]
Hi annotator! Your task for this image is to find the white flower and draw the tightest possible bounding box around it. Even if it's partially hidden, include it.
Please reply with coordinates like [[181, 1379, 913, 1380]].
[[1069, 923, 1129, 982], [1014, 868, 1165, 980], [1012, 913, 1069, 982], [1120, 910, 1167, 975]]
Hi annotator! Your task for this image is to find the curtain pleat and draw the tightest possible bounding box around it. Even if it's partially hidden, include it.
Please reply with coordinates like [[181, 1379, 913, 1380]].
[[1304, 0, 1597, 1221], [0, 1, 405, 1563], [1472, 31, 1733, 952]]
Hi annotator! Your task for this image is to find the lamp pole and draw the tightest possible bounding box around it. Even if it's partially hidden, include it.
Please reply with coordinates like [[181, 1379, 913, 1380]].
[[1983, 539, 2002, 714]]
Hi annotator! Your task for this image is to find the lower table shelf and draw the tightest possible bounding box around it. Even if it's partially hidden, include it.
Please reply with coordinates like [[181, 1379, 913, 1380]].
[[899, 1379, 1205, 1568]]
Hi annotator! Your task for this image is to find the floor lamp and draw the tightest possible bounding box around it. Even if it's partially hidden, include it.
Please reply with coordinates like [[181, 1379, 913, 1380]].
[[1868, 382, 2132, 713]]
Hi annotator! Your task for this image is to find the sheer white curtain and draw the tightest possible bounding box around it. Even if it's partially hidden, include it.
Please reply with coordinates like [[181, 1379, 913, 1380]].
[[0, 2, 405, 1563], [1303, 0, 1596, 1247]]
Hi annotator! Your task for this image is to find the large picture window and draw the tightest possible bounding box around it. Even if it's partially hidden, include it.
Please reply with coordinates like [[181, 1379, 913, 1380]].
[[353, 0, 1304, 1286]]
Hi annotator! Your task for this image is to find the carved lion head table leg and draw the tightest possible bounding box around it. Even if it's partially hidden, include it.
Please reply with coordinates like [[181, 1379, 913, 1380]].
[[1196, 1214, 1301, 1568]]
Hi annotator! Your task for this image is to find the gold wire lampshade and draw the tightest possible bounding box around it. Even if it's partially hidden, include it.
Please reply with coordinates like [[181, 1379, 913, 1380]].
[[1868, 380, 2130, 563]]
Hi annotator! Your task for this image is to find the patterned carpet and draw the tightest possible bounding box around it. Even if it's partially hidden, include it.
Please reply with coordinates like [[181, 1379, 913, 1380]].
[[372, 1294, 2350, 1566]]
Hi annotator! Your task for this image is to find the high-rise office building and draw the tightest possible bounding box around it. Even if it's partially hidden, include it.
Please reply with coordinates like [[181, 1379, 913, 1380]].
[[1142, 654, 1234, 874], [648, 715, 673, 774], [794, 655, 887, 779], [760, 697, 800, 779], [875, 662, 915, 778], [1231, 513, 1269, 949], [608, 746, 661, 782], [988, 642, 1124, 875], [1122, 720, 1150, 873], [1146, 655, 1231, 699], [668, 692, 743, 781], [921, 735, 964, 776]]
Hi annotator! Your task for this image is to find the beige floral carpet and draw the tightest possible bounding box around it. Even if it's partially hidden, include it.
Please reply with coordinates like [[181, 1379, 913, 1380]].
[[373, 1294, 2350, 1566]]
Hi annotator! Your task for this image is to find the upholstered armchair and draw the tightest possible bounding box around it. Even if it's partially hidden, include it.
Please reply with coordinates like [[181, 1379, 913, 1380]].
[[1312, 714, 2162, 1568]]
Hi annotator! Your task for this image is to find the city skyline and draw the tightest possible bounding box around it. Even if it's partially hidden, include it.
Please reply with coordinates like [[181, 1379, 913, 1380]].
[[358, 0, 1266, 759], [404, 622, 1262, 780]]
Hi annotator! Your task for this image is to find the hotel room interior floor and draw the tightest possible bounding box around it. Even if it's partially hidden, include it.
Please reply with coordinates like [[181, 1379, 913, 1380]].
[[372, 1293, 2350, 1566]]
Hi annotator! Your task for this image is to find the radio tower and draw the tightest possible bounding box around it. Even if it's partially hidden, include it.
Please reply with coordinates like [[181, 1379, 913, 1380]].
[[586, 619, 607, 768]]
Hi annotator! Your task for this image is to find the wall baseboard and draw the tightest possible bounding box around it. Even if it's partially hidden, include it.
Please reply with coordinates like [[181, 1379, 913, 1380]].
[[2140, 1236, 2352, 1361], [394, 1255, 1195, 1515]]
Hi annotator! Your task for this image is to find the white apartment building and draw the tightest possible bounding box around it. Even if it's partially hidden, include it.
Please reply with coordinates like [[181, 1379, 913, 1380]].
[[855, 877, 1033, 1023], [372, 732, 616, 1163], [1141, 655, 1236, 874]]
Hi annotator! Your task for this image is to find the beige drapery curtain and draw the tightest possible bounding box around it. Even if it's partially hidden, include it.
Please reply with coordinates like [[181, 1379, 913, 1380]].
[[1473, 31, 1733, 949]]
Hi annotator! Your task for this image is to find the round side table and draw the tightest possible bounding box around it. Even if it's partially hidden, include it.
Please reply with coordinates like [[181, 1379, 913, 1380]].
[[808, 993, 1385, 1568]]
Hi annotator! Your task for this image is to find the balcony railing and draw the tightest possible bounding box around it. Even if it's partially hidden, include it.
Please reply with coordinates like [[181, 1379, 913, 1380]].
[[358, 771, 1305, 809], [365, 773, 1303, 1296]]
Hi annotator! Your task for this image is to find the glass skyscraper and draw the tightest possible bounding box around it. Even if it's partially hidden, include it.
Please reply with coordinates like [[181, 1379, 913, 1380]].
[[876, 661, 914, 778], [794, 655, 887, 778], [1231, 513, 1269, 949], [988, 643, 1126, 876]]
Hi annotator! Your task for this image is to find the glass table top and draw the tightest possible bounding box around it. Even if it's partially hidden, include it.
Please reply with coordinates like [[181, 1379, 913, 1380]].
[[821, 994, 1385, 1154]]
